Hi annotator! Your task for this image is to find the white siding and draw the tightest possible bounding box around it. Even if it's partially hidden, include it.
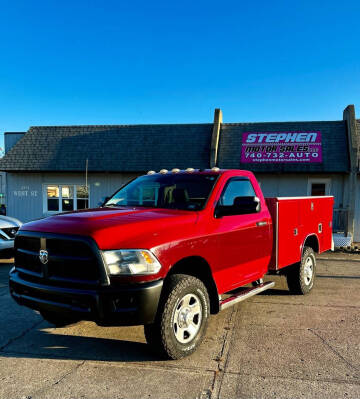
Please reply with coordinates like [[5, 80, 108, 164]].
[[256, 173, 346, 208], [6, 172, 140, 222], [354, 176, 360, 242], [0, 172, 6, 205], [6, 173, 43, 222]]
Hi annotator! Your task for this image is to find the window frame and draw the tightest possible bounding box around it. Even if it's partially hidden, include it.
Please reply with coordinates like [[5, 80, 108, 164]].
[[43, 184, 90, 214], [215, 177, 260, 216], [307, 178, 331, 196]]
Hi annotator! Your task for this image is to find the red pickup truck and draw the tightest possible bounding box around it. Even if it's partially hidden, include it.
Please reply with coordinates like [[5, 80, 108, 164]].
[[9, 169, 333, 359]]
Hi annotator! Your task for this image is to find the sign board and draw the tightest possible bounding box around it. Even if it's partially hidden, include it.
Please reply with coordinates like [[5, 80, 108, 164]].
[[241, 131, 322, 163]]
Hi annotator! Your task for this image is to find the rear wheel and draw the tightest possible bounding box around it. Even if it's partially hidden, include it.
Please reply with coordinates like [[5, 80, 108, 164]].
[[286, 246, 316, 295], [144, 274, 210, 359], [40, 311, 79, 327]]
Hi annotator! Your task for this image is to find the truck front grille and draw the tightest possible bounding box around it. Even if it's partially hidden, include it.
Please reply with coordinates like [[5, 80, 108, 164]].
[[14, 232, 104, 287]]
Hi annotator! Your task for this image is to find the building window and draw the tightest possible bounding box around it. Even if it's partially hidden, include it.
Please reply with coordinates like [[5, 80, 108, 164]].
[[47, 186, 60, 211], [307, 178, 331, 196], [45, 185, 89, 213], [311, 183, 326, 196], [76, 185, 89, 209]]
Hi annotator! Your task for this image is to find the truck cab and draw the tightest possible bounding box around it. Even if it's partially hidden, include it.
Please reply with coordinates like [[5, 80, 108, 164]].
[[9, 169, 333, 359]]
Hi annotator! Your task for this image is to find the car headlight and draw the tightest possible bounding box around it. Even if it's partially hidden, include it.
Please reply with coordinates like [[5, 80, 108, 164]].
[[102, 249, 162, 275]]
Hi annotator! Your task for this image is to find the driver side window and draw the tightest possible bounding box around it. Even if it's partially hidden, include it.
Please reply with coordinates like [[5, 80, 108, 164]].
[[219, 179, 256, 206]]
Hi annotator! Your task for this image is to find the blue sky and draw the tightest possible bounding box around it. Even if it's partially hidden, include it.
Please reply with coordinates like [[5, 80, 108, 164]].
[[0, 0, 360, 149]]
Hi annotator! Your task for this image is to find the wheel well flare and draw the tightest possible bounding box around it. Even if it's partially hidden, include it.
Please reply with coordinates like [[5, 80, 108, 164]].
[[166, 256, 219, 314], [303, 235, 319, 254]]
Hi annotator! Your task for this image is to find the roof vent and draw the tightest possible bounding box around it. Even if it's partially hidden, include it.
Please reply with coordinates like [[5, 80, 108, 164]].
[[159, 169, 168, 174], [147, 170, 156, 175], [185, 168, 195, 173]]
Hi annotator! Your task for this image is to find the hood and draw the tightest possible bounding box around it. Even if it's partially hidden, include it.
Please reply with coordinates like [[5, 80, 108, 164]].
[[20, 207, 199, 250], [0, 215, 22, 229]]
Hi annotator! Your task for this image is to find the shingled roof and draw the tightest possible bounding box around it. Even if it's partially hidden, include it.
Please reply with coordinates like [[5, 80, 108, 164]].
[[217, 120, 350, 173], [0, 119, 352, 173], [0, 124, 213, 172]]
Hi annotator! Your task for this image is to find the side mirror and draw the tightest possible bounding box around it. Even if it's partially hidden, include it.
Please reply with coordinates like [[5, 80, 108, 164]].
[[233, 196, 260, 213], [215, 196, 260, 218]]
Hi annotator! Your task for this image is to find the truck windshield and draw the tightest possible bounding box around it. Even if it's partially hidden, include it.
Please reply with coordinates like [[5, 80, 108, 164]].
[[105, 173, 218, 211]]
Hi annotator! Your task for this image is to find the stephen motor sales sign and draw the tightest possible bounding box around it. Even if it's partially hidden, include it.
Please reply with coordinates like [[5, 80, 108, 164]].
[[241, 131, 322, 163]]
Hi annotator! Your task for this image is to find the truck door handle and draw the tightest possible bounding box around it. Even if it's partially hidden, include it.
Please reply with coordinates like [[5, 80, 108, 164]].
[[256, 221, 267, 227]]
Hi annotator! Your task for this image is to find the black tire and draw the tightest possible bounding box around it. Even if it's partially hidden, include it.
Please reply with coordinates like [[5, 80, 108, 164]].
[[40, 311, 79, 327], [144, 274, 210, 360], [286, 246, 316, 295]]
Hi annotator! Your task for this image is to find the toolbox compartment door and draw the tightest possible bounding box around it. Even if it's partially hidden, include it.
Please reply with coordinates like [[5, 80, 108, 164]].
[[277, 200, 301, 269], [266, 196, 334, 271]]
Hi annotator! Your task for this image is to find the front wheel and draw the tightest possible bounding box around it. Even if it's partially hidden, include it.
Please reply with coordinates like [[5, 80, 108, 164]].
[[286, 246, 316, 295], [144, 274, 210, 359]]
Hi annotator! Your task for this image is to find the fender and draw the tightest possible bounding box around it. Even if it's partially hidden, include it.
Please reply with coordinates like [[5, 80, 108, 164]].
[[300, 233, 320, 259]]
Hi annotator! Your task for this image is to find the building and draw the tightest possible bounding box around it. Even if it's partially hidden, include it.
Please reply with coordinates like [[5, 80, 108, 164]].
[[0, 132, 26, 208], [0, 105, 359, 242]]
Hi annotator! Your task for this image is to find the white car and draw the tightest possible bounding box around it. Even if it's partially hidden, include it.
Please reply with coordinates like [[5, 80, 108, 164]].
[[0, 215, 22, 258]]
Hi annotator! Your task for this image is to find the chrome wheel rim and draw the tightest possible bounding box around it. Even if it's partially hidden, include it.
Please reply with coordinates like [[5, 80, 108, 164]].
[[303, 256, 314, 285], [173, 293, 202, 344]]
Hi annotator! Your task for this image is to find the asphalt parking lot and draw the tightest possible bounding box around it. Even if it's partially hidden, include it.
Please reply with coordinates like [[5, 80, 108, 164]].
[[0, 254, 359, 399]]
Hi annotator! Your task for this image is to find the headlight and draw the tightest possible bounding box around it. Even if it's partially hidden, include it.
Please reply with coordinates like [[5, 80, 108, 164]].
[[102, 249, 162, 275]]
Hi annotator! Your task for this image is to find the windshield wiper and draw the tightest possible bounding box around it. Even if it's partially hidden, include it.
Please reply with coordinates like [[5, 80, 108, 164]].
[[104, 204, 151, 208]]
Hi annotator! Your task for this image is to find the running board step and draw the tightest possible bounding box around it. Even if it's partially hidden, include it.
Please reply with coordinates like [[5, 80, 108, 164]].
[[220, 281, 275, 311]]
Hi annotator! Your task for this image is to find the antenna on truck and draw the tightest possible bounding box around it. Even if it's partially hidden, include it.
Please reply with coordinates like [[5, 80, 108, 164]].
[[85, 158, 89, 205]]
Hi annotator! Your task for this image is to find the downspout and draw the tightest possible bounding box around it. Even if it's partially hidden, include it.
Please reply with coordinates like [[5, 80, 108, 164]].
[[210, 108, 223, 168], [343, 105, 358, 238]]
